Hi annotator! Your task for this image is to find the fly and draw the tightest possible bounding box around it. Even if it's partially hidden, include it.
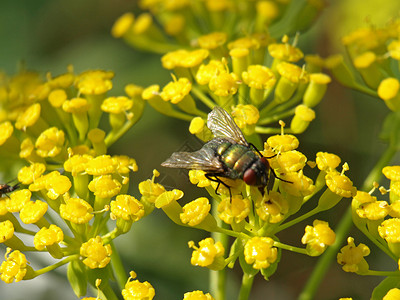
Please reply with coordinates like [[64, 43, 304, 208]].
[[0, 182, 20, 198], [161, 106, 282, 196]]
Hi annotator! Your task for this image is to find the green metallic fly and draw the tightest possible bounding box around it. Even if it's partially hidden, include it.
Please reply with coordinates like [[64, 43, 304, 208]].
[[161, 106, 275, 195]]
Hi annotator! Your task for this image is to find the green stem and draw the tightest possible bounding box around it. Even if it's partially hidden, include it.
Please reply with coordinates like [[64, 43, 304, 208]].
[[33, 254, 79, 277], [364, 270, 400, 277], [237, 273, 254, 300], [299, 142, 397, 300], [211, 201, 227, 300], [191, 86, 216, 109], [109, 239, 128, 290], [99, 280, 120, 300], [273, 207, 321, 234], [273, 241, 308, 255]]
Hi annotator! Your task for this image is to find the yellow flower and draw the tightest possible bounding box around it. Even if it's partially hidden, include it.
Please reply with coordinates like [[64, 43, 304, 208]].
[[122, 276, 155, 300], [62, 97, 90, 114], [154, 189, 184, 209], [180, 197, 211, 226], [110, 195, 144, 222], [280, 171, 315, 197], [15, 103, 41, 130], [113, 155, 138, 174], [6, 189, 31, 213], [19, 200, 48, 224], [378, 218, 400, 244], [303, 73, 331, 107], [241, 65, 276, 89], [189, 237, 225, 269], [218, 195, 250, 224], [88, 175, 122, 198], [188, 170, 211, 188], [337, 237, 370, 273], [80, 236, 112, 269], [383, 166, 400, 181], [315, 152, 341, 172], [209, 72, 239, 97], [111, 12, 135, 38], [101, 96, 133, 114], [75, 70, 113, 95], [183, 290, 215, 300], [325, 170, 357, 198], [0, 220, 14, 243], [64, 154, 93, 176], [86, 155, 117, 175], [196, 60, 226, 85], [231, 104, 259, 128], [33, 224, 64, 250], [48, 89, 68, 108], [377, 78, 400, 111], [384, 288, 400, 300], [0, 121, 13, 145], [45, 173, 72, 200], [35, 127, 65, 158], [291, 104, 316, 134], [60, 197, 93, 224], [160, 77, 192, 104], [138, 170, 166, 204], [356, 201, 389, 220], [197, 32, 227, 50], [161, 49, 209, 70], [255, 191, 289, 223], [266, 134, 299, 153], [0, 248, 28, 283], [17, 162, 46, 185], [244, 237, 277, 270], [301, 220, 336, 256], [269, 150, 307, 174]]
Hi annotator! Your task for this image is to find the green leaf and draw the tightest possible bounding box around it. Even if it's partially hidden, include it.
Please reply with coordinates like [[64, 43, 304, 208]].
[[371, 276, 400, 300], [67, 260, 88, 297]]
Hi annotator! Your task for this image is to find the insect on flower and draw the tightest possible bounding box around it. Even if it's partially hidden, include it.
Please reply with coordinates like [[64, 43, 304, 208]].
[[0, 182, 20, 198], [162, 106, 285, 196]]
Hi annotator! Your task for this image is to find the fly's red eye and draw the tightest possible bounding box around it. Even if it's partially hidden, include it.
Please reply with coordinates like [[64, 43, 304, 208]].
[[243, 169, 257, 186], [260, 157, 269, 168]]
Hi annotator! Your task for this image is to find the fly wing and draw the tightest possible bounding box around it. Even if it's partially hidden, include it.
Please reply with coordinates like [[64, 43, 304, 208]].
[[207, 106, 248, 146], [161, 146, 224, 172]]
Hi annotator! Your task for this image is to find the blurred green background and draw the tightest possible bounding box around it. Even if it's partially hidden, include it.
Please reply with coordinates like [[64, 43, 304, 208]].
[[1, 0, 400, 299]]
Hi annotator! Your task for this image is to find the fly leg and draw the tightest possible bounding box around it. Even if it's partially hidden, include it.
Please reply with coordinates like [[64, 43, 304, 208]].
[[204, 173, 232, 199]]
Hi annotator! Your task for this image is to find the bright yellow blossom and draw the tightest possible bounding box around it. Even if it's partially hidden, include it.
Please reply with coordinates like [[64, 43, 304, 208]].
[[0, 248, 28, 283], [180, 197, 211, 226], [110, 195, 144, 222], [0, 220, 14, 243], [60, 198, 93, 224], [337, 237, 370, 274], [244, 237, 278, 270], [122, 274, 155, 300], [33, 224, 64, 250], [183, 290, 215, 300], [189, 237, 225, 270], [301, 220, 336, 256], [19, 200, 48, 224], [35, 127, 65, 158], [80, 236, 112, 269]]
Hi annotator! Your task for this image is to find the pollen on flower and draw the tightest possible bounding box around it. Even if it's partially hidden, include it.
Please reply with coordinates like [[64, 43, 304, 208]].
[[231, 104, 259, 128], [62, 97, 90, 114], [244, 237, 278, 270], [188, 170, 212, 187], [378, 218, 400, 243], [15, 103, 41, 130], [64, 154, 93, 176], [101, 96, 133, 114], [266, 134, 299, 153], [141, 84, 160, 100], [183, 290, 215, 300], [382, 166, 400, 181], [19, 200, 48, 224], [80, 236, 112, 269], [209, 72, 239, 97], [269, 150, 307, 174], [0, 248, 28, 283], [316, 152, 341, 172], [85, 155, 117, 175], [88, 175, 122, 198], [356, 201, 389, 220], [301, 220, 336, 256], [189, 237, 225, 268], [45, 173, 72, 200], [33, 224, 64, 250], [0, 121, 13, 145], [196, 60, 226, 85], [242, 64, 276, 90], [255, 191, 289, 223], [138, 176, 166, 204], [161, 49, 209, 70], [35, 127, 65, 158], [197, 32, 227, 49], [268, 43, 304, 62], [325, 170, 357, 198], [19, 138, 35, 159], [337, 237, 370, 273], [113, 155, 138, 174], [17, 162, 46, 185], [121, 276, 155, 300], [0, 220, 14, 243], [160, 77, 192, 104], [180, 197, 211, 226], [218, 195, 250, 224], [60, 197, 93, 224], [280, 171, 315, 197], [6, 189, 31, 213], [110, 194, 144, 222], [76, 70, 113, 95], [277, 62, 308, 84]]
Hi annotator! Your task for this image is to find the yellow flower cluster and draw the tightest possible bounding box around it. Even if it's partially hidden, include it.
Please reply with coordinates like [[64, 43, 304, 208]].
[[113, 2, 330, 138], [324, 19, 400, 112], [0, 67, 150, 298]]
